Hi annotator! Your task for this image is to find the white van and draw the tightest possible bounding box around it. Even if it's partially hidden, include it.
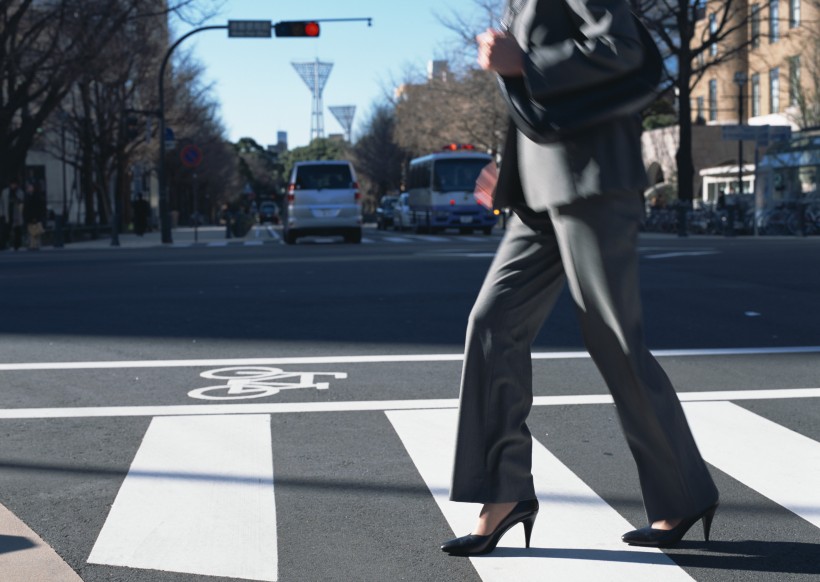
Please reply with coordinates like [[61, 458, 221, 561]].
[[284, 160, 362, 244]]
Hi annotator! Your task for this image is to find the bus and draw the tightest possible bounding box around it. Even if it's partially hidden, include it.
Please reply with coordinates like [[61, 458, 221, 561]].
[[403, 145, 497, 234]]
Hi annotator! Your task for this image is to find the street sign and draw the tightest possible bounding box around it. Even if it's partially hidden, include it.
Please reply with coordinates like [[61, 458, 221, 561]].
[[164, 127, 176, 150], [721, 124, 793, 145], [721, 125, 762, 141], [227, 20, 272, 38], [180, 144, 203, 169]]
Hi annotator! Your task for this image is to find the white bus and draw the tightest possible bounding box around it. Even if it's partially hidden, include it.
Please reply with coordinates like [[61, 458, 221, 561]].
[[402, 145, 498, 234]]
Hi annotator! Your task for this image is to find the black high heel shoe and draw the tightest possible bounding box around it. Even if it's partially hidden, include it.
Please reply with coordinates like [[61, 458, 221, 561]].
[[621, 502, 719, 548], [440, 499, 539, 556]]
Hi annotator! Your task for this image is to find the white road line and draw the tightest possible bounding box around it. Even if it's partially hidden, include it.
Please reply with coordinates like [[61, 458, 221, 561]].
[[383, 236, 413, 243], [386, 409, 693, 582], [644, 251, 720, 259], [683, 401, 820, 529], [207, 241, 229, 247], [1, 345, 819, 371], [244, 240, 264, 246], [415, 235, 450, 242], [2, 388, 819, 420], [88, 414, 278, 581], [361, 238, 376, 244]]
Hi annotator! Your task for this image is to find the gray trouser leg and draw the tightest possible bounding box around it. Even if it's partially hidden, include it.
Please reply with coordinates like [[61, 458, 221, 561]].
[[450, 213, 566, 503], [551, 192, 718, 522], [450, 192, 718, 522]]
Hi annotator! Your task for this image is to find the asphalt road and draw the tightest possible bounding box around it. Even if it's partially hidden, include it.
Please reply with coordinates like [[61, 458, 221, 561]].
[[0, 226, 819, 582]]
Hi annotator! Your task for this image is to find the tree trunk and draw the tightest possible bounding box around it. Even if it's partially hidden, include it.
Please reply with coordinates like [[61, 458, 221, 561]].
[[79, 82, 97, 226]]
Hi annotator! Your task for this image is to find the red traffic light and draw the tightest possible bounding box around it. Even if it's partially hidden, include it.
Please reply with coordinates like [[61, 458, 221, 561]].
[[274, 21, 320, 37]]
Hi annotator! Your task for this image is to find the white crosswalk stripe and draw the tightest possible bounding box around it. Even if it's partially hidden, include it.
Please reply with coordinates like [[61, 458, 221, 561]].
[[414, 235, 451, 242], [89, 415, 278, 581], [387, 409, 695, 582], [683, 401, 820, 529], [165, 232, 506, 247]]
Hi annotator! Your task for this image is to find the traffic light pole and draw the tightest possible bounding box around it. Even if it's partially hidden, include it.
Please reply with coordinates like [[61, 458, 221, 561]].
[[158, 25, 226, 244]]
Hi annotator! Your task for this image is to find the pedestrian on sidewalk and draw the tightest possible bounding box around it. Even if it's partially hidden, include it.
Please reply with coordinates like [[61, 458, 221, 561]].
[[133, 194, 150, 236], [441, 0, 719, 558], [23, 181, 46, 251], [9, 184, 24, 251], [0, 179, 21, 251]]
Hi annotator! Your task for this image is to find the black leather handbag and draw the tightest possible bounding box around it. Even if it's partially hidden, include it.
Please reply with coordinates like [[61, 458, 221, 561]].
[[499, 12, 663, 143]]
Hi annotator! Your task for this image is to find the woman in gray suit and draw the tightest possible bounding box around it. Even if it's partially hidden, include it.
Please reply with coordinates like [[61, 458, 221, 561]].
[[441, 0, 719, 556]]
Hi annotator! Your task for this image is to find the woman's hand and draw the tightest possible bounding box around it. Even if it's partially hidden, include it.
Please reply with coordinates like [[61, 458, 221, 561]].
[[476, 29, 524, 77]]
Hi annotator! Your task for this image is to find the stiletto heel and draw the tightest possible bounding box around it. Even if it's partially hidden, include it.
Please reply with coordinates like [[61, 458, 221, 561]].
[[702, 505, 717, 542], [523, 515, 536, 548], [621, 501, 719, 548], [441, 499, 539, 556]]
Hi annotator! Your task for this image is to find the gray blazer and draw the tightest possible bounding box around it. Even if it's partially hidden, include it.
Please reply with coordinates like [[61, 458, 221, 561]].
[[495, 0, 649, 210]]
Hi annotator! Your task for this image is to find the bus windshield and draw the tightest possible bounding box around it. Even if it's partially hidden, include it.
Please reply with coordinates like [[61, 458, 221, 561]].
[[432, 158, 489, 192]]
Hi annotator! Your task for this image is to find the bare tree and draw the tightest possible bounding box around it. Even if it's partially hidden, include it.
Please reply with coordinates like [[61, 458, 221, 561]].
[[0, 0, 214, 195], [392, 0, 507, 158], [162, 51, 237, 225], [352, 102, 406, 209], [631, 0, 757, 223], [435, 0, 505, 68]]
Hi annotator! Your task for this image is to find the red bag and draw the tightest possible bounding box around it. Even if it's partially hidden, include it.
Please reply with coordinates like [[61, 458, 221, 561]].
[[474, 161, 498, 210]]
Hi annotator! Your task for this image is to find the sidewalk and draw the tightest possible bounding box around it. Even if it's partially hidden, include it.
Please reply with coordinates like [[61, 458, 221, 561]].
[[35, 225, 280, 251]]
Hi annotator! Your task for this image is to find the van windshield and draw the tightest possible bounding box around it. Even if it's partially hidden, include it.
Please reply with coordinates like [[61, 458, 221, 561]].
[[296, 164, 352, 190], [432, 158, 489, 192]]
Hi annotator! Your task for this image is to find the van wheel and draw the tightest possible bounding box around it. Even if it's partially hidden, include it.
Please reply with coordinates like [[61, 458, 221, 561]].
[[284, 230, 297, 245]]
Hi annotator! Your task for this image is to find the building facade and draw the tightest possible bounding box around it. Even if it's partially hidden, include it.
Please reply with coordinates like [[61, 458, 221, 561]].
[[690, 0, 818, 128]]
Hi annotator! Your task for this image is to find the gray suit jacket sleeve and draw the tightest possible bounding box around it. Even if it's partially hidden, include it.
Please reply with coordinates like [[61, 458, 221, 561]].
[[517, 0, 644, 101]]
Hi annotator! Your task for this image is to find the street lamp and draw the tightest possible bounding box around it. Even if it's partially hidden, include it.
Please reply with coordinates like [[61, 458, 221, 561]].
[[733, 71, 748, 196]]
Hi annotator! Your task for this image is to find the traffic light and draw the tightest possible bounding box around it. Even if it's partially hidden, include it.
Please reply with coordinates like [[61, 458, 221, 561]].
[[274, 21, 320, 37]]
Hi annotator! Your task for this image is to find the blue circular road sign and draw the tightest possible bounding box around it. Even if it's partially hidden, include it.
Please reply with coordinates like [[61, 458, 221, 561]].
[[180, 144, 203, 168]]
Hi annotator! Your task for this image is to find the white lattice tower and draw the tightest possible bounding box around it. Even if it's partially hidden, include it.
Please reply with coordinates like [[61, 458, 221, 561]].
[[329, 105, 356, 142], [292, 59, 333, 141]]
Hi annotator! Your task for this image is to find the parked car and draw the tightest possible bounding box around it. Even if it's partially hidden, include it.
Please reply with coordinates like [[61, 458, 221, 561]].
[[258, 201, 280, 224], [393, 192, 413, 231], [376, 196, 398, 230], [283, 160, 362, 244]]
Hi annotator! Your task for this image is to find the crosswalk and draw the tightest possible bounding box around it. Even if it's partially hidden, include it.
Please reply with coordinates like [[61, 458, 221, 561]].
[[167, 234, 726, 262], [168, 232, 503, 248], [67, 387, 819, 581]]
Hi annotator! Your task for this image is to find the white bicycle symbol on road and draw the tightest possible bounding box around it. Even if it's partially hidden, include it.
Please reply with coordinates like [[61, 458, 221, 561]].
[[188, 366, 348, 400]]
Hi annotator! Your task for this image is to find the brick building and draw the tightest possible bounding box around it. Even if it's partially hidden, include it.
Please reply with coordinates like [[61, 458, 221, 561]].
[[690, 0, 818, 128]]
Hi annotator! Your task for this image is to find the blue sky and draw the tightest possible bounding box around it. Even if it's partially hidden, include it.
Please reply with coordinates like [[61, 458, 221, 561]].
[[177, 0, 492, 150]]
